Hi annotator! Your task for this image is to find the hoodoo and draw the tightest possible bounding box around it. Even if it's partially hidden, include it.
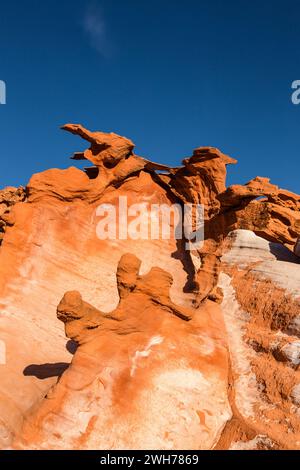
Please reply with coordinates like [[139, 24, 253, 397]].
[[0, 125, 300, 450]]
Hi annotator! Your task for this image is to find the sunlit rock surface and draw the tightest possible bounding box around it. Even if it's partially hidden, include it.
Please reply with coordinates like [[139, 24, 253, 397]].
[[0, 125, 299, 449]]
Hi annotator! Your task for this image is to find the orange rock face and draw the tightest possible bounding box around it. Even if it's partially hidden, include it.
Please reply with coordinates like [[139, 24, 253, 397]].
[[0, 186, 25, 243], [15, 254, 230, 450], [0, 124, 300, 450]]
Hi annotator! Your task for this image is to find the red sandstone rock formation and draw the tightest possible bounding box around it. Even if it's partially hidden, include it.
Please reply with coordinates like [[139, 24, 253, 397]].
[[0, 124, 299, 450], [0, 186, 25, 243], [14, 254, 230, 450]]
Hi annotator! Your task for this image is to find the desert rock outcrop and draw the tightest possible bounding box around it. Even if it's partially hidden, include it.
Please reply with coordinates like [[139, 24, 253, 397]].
[[0, 124, 299, 449], [14, 254, 230, 450]]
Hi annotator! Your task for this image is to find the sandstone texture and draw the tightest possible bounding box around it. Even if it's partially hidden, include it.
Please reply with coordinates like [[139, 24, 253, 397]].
[[0, 124, 299, 450]]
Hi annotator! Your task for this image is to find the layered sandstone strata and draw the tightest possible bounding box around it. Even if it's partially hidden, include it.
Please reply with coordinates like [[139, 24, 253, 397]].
[[0, 125, 299, 449]]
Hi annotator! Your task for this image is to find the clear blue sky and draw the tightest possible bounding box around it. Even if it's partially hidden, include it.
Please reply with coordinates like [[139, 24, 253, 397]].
[[0, 0, 299, 193]]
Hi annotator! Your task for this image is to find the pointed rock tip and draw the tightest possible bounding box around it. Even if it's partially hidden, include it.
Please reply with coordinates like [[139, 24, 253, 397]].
[[183, 146, 237, 165]]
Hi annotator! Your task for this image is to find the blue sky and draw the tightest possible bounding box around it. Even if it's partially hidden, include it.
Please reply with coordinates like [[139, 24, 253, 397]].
[[0, 0, 299, 193]]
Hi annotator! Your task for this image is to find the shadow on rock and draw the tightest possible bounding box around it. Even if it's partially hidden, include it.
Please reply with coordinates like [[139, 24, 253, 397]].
[[23, 363, 69, 380]]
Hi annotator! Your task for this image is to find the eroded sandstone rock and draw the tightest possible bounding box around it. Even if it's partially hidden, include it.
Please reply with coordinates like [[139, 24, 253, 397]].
[[14, 254, 230, 450], [0, 124, 300, 449], [0, 186, 26, 243]]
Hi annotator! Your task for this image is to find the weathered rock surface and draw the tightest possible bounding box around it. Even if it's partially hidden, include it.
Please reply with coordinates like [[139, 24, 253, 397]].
[[0, 186, 26, 243], [14, 254, 230, 450], [218, 230, 300, 449], [0, 124, 299, 449]]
